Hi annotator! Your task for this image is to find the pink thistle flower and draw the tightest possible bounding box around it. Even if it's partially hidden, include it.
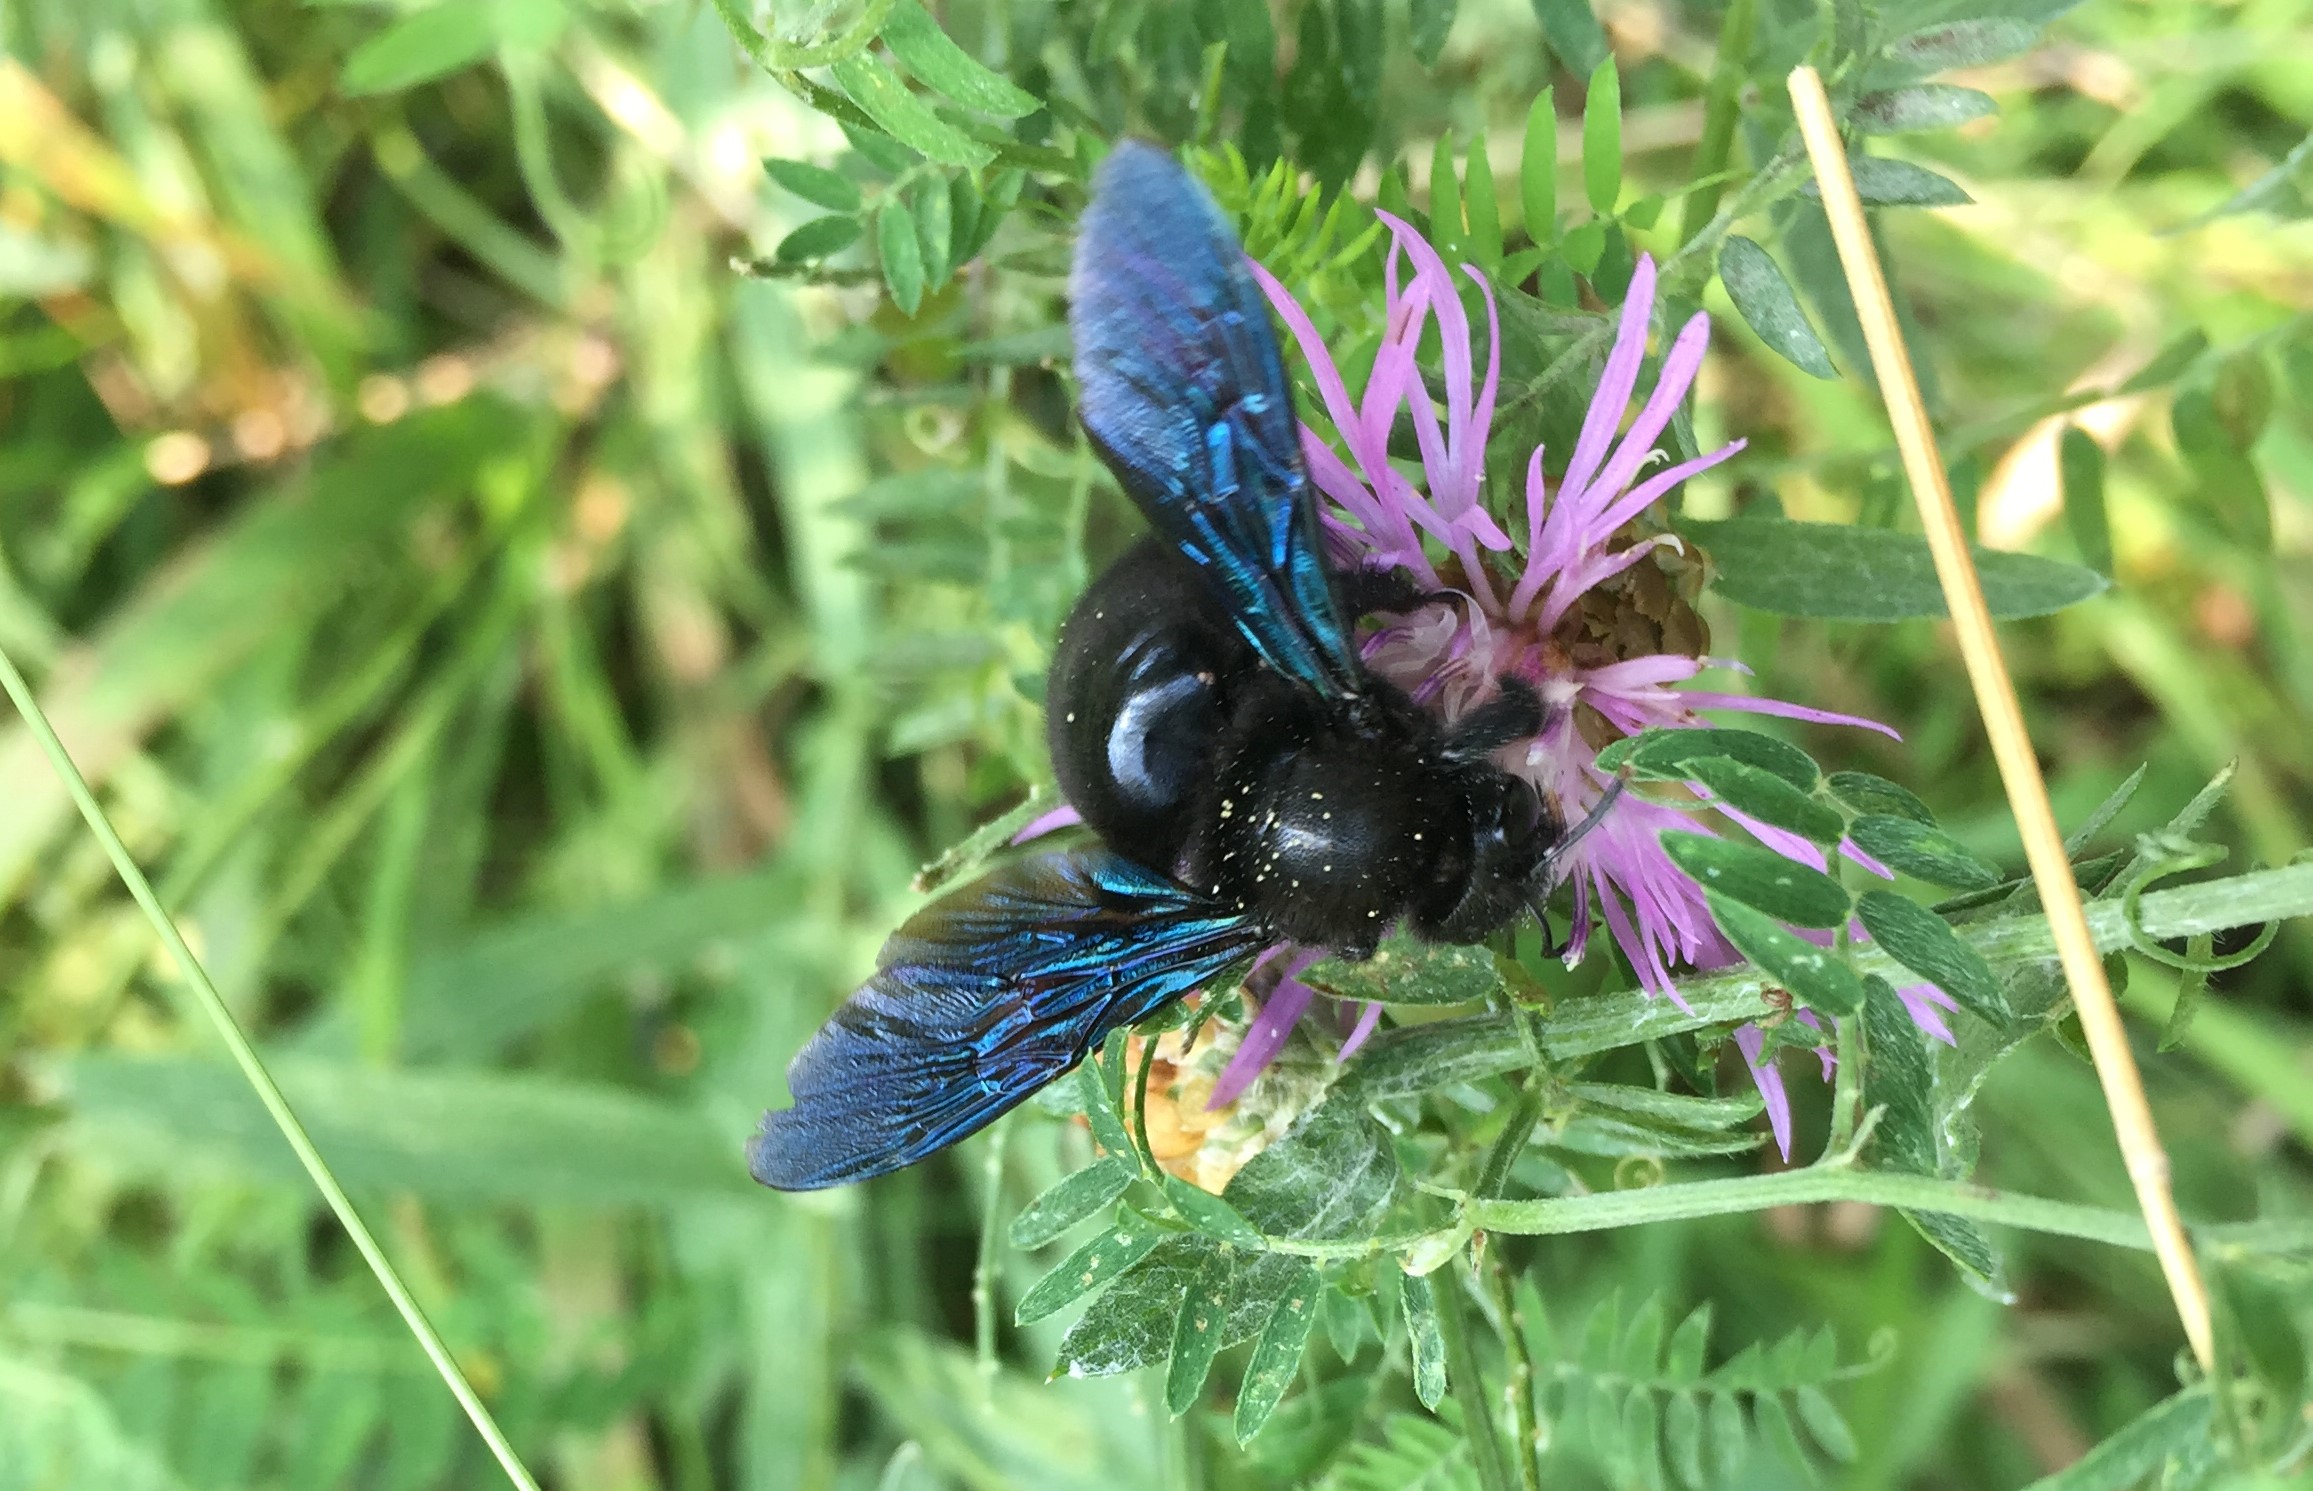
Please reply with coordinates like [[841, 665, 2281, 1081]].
[[1235, 217, 1958, 1158]]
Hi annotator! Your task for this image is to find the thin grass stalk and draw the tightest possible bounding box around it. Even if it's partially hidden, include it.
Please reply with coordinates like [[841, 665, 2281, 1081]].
[[1784, 64, 2217, 1371], [0, 644, 545, 1491]]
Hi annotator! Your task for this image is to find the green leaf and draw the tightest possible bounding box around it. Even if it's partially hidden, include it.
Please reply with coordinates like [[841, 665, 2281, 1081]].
[[1678, 518, 2109, 621], [1009, 1158, 1134, 1249], [828, 52, 993, 168], [1848, 816, 2002, 891], [2172, 387, 2273, 549], [1665, 1303, 1712, 1381], [1304, 931, 1497, 1006], [877, 200, 926, 314], [2175, 128, 2313, 228], [1054, 1237, 1207, 1376], [1685, 758, 1846, 845], [1582, 59, 1621, 216], [1861, 974, 2010, 1294], [1600, 727, 1821, 792], [1531, 0, 1609, 75], [2015, 1388, 2213, 1491], [1853, 85, 1997, 135], [1701, 893, 1864, 1016], [1166, 1248, 1233, 1415], [1667, 1391, 1706, 1489], [1878, 18, 2040, 78], [1224, 1099, 1402, 1240], [1624, 1386, 1666, 1491], [1706, 1391, 1748, 1479], [1015, 1220, 1162, 1325], [1463, 138, 1501, 268], [1661, 836, 1852, 929], [341, 4, 499, 95], [1430, 132, 1463, 260], [1561, 219, 1607, 274], [1854, 891, 2010, 1026], [1163, 1173, 1264, 1247], [764, 157, 862, 212], [2121, 328, 2209, 394], [1323, 1285, 1373, 1363], [1803, 156, 1972, 208], [1076, 1055, 1136, 1160], [1234, 1262, 1321, 1443], [880, 0, 1040, 118], [1570, 1083, 1762, 1130], [2057, 425, 2111, 574], [1719, 236, 1837, 379], [776, 214, 865, 262], [910, 172, 955, 289], [1522, 88, 1558, 241], [1410, 0, 1459, 65], [1401, 1271, 1448, 1411], [1824, 771, 1934, 825]]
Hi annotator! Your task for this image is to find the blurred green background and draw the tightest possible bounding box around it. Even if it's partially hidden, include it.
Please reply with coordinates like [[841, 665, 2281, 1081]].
[[2, 0, 2310, 1488]]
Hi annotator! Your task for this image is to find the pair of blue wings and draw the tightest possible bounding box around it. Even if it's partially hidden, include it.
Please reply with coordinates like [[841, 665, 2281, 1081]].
[[750, 142, 1358, 1190]]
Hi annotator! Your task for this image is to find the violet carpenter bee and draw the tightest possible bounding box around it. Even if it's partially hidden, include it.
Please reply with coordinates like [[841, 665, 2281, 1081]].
[[749, 142, 1610, 1191]]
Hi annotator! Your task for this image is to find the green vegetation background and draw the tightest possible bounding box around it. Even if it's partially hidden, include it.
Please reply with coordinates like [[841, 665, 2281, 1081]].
[[2, 0, 2310, 1488]]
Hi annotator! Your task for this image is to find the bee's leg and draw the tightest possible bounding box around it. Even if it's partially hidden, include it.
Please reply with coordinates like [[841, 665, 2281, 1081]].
[[1331, 562, 1431, 621], [1444, 677, 1548, 760]]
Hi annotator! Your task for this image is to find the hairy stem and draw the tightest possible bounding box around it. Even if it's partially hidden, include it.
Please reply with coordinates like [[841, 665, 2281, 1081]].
[[1433, 1264, 1519, 1491]]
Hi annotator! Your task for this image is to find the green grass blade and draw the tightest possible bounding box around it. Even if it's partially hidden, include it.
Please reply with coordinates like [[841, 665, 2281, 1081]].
[[0, 642, 544, 1491]]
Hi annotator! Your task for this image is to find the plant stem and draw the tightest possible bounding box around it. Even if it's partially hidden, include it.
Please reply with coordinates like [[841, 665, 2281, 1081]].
[[974, 1120, 1009, 1391], [1345, 863, 2313, 1098], [1484, 1260, 1544, 1491], [1679, 0, 1759, 245], [0, 645, 543, 1491], [1467, 1166, 2313, 1251], [1432, 1264, 1520, 1491]]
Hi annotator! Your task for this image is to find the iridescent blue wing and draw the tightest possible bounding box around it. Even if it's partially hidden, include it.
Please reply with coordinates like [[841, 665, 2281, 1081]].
[[1070, 141, 1362, 699], [749, 847, 1263, 1190]]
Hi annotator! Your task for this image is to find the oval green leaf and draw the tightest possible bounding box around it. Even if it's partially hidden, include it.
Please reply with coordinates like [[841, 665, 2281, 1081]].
[[1677, 518, 2109, 621], [1805, 156, 1973, 208], [1853, 84, 1997, 135], [1702, 891, 1864, 1016], [828, 52, 993, 168], [1600, 726, 1820, 791], [1166, 1247, 1234, 1415], [1522, 88, 1558, 241], [1009, 1157, 1134, 1250], [1401, 1271, 1448, 1410], [1686, 757, 1847, 845], [1854, 890, 2010, 1026], [1303, 932, 1497, 1007], [341, 6, 498, 96], [1719, 236, 1837, 379], [1410, 0, 1459, 66], [764, 158, 862, 212], [1582, 59, 1622, 216], [1661, 835, 1852, 929], [876, 200, 925, 314], [1848, 815, 2002, 891], [1015, 1219, 1162, 1325], [1163, 1171, 1263, 1248], [1824, 771, 1935, 825], [880, 0, 1040, 118], [1234, 1262, 1321, 1443], [775, 214, 864, 263]]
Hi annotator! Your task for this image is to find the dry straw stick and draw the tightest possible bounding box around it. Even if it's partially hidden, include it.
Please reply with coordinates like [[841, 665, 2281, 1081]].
[[1785, 65, 2215, 1370], [0, 645, 545, 1491]]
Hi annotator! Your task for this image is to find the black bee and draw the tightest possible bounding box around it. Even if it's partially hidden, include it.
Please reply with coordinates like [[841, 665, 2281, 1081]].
[[750, 142, 1594, 1191]]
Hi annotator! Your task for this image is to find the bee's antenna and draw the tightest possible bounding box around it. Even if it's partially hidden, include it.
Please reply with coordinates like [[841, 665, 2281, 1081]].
[[1549, 772, 1629, 864], [1529, 771, 1628, 960]]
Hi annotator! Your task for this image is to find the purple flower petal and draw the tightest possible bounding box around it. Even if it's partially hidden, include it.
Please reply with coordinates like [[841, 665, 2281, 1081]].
[[1734, 1023, 1795, 1160], [1012, 803, 1083, 844], [1209, 948, 1326, 1108], [1338, 1000, 1385, 1059], [1678, 692, 1904, 739], [1897, 982, 1960, 1046], [1557, 254, 1658, 529]]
